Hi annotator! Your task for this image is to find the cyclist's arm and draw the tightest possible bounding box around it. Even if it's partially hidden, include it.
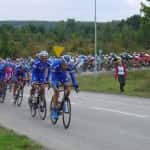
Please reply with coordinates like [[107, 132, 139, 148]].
[[69, 71, 78, 86], [46, 67, 51, 82], [68, 64, 78, 87], [31, 64, 37, 83]]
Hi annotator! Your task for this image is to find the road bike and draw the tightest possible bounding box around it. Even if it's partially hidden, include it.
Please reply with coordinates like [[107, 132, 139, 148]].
[[28, 82, 48, 120], [14, 78, 27, 107], [50, 85, 78, 129]]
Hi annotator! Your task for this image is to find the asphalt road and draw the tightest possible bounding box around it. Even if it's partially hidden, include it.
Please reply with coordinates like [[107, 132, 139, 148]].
[[0, 87, 150, 150]]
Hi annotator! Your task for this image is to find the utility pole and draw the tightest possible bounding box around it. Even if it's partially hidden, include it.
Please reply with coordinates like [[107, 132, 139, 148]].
[[94, 0, 97, 72]]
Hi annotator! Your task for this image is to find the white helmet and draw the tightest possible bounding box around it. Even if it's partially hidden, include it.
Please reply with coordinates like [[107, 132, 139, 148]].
[[39, 50, 48, 59]]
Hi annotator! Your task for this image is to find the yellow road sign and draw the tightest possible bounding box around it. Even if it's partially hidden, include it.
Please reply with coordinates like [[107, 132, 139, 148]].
[[53, 46, 64, 57]]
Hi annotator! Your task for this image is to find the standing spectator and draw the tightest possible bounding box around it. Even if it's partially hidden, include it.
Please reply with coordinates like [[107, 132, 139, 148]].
[[114, 59, 128, 92]]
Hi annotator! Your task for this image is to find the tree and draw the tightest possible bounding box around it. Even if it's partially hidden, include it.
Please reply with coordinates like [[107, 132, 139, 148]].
[[0, 31, 9, 58], [126, 15, 141, 30], [140, 0, 150, 49]]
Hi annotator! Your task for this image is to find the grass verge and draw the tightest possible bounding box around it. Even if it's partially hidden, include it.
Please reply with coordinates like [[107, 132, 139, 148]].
[[78, 70, 150, 98], [0, 126, 43, 150]]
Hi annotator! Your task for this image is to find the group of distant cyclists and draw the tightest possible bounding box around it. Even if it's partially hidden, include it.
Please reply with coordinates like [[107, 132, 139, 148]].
[[0, 50, 79, 128]]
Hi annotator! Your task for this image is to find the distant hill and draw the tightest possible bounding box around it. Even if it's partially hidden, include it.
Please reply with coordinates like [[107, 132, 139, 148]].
[[0, 21, 56, 29]]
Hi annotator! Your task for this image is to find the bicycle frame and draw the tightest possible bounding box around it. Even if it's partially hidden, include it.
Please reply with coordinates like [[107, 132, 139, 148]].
[[33, 83, 47, 97], [58, 85, 74, 97]]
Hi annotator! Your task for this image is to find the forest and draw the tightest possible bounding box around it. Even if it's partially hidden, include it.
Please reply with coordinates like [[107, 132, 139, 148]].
[[0, 0, 149, 58]]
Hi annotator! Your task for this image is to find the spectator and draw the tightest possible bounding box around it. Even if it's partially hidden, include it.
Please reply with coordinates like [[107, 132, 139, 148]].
[[114, 59, 128, 92]]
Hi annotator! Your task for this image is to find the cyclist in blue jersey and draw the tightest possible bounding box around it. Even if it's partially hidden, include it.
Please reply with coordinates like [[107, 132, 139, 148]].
[[13, 63, 30, 98], [0, 59, 7, 90], [0, 59, 7, 81], [29, 50, 51, 99], [51, 55, 79, 118]]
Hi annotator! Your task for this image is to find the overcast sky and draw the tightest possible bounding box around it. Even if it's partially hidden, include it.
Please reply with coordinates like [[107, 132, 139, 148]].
[[0, 0, 147, 22]]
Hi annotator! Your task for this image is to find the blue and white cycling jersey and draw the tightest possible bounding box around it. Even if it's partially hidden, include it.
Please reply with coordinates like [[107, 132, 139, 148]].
[[0, 62, 7, 80], [31, 59, 51, 83], [51, 58, 78, 89], [14, 64, 29, 79]]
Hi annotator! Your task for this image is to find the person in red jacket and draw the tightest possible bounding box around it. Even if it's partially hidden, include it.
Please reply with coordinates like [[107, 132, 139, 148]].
[[114, 59, 128, 92]]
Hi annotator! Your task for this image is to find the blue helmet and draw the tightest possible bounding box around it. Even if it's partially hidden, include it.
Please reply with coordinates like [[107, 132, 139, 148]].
[[61, 55, 71, 64]]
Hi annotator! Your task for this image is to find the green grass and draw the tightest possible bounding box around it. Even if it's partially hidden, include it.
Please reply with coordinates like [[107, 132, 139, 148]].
[[78, 70, 150, 98], [0, 126, 43, 150]]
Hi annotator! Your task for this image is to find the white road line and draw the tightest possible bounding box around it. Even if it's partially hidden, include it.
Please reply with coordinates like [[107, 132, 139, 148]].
[[71, 102, 79, 105], [90, 106, 148, 118]]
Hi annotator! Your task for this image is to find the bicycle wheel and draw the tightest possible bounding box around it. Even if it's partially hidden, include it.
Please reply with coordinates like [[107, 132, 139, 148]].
[[0, 93, 5, 103], [14, 88, 19, 105], [62, 97, 71, 129], [50, 99, 58, 125], [38, 96, 47, 120], [16, 88, 23, 107], [13, 95, 17, 105], [0, 84, 6, 103], [29, 96, 37, 117]]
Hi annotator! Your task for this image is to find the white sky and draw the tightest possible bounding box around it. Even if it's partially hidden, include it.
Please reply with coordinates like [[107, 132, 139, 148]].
[[0, 0, 147, 21]]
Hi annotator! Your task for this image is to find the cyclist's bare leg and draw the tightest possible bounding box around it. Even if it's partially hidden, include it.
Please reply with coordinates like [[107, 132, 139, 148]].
[[52, 88, 60, 107], [41, 84, 45, 95], [30, 84, 36, 96], [64, 83, 71, 97], [23, 80, 26, 88], [13, 82, 18, 96]]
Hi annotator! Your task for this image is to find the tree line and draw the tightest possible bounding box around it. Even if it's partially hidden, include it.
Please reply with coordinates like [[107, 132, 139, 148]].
[[0, 0, 149, 58]]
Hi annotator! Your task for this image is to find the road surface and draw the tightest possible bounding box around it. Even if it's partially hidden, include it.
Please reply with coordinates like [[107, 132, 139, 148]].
[[0, 87, 150, 150]]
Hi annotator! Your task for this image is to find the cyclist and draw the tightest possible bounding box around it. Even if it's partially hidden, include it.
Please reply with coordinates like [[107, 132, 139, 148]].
[[51, 55, 79, 119], [0, 59, 6, 80], [5, 59, 15, 82], [0, 58, 7, 86], [28, 50, 51, 104], [5, 59, 15, 92], [13, 63, 30, 98]]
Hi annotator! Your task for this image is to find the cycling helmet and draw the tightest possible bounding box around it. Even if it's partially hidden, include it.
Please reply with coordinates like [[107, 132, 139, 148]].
[[6, 58, 11, 62], [39, 50, 48, 59], [61, 55, 71, 64]]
